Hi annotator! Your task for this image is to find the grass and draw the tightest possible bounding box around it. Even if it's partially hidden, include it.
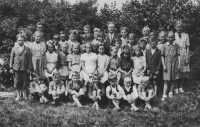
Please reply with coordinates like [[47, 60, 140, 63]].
[[0, 78, 200, 127]]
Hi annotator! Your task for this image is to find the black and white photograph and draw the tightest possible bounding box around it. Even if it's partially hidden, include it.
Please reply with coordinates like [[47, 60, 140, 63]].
[[0, 0, 199, 126]]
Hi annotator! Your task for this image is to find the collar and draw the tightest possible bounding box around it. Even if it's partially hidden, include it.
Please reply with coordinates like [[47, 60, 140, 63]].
[[166, 42, 176, 46], [16, 44, 24, 48], [151, 48, 156, 51]]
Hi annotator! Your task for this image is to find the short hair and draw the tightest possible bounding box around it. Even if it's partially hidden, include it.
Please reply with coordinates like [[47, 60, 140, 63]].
[[60, 31, 65, 35], [120, 26, 129, 33], [167, 31, 174, 37], [92, 72, 100, 80], [34, 31, 43, 37], [159, 31, 166, 38], [175, 20, 183, 27], [111, 46, 118, 52], [108, 73, 117, 80], [139, 39, 147, 45], [134, 45, 141, 51], [93, 28, 100, 32], [53, 72, 60, 80], [83, 25, 90, 29], [107, 22, 115, 27], [129, 33, 135, 40], [97, 32, 105, 38], [17, 34, 25, 40], [37, 22, 43, 26], [149, 31, 156, 37], [72, 71, 80, 77], [142, 26, 150, 34]]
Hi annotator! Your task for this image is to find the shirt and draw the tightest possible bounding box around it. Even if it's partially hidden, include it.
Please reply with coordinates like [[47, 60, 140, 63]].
[[151, 48, 156, 55], [16, 45, 24, 53]]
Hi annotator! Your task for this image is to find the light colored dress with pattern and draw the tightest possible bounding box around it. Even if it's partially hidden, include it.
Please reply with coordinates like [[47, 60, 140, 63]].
[[174, 32, 190, 73], [58, 52, 69, 80], [97, 54, 109, 83], [67, 53, 81, 79], [30, 42, 46, 79], [80, 52, 97, 81], [44, 52, 58, 78], [132, 56, 146, 84]]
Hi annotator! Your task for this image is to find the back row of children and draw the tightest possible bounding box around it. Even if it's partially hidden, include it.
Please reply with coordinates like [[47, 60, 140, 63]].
[[9, 20, 190, 111]]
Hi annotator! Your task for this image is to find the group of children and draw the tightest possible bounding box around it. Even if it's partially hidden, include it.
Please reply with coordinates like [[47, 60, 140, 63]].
[[9, 20, 190, 111]]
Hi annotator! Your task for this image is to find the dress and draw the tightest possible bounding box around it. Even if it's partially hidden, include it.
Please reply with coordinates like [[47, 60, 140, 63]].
[[97, 54, 109, 83], [157, 41, 165, 51], [44, 52, 58, 78], [67, 53, 81, 79], [58, 52, 69, 80], [30, 42, 46, 79], [175, 32, 190, 73], [132, 56, 146, 84], [118, 58, 133, 79], [80, 52, 97, 81], [109, 56, 120, 75], [161, 42, 180, 81]]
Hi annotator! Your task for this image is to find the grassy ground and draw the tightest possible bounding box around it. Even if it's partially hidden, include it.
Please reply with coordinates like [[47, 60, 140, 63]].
[[0, 78, 200, 127]]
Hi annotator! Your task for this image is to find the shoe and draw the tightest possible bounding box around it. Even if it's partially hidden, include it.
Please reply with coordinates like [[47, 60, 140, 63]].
[[175, 89, 179, 95], [168, 92, 173, 98], [161, 95, 167, 101], [179, 88, 184, 93]]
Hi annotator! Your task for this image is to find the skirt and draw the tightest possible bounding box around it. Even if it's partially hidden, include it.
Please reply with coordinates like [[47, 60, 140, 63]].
[[32, 56, 45, 79], [58, 66, 69, 80], [45, 63, 57, 78]]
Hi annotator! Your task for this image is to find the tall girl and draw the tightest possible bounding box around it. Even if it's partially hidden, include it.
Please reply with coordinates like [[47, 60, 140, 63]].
[[67, 31, 79, 54], [68, 43, 81, 79], [81, 43, 97, 86], [118, 46, 133, 85], [44, 43, 58, 85], [58, 43, 69, 86], [161, 31, 180, 101], [174, 20, 190, 94], [157, 31, 167, 51], [30, 31, 46, 80], [132, 45, 147, 85]]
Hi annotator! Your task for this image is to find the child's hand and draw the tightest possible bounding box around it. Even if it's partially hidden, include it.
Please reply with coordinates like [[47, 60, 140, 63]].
[[155, 71, 159, 75], [9, 69, 13, 74], [97, 96, 101, 100], [110, 95, 115, 100], [163, 66, 167, 72]]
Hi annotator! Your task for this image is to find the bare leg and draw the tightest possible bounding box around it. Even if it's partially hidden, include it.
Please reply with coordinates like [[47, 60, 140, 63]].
[[72, 95, 83, 107], [153, 80, 158, 96], [112, 100, 120, 110], [15, 89, 21, 101], [163, 81, 169, 96], [22, 89, 28, 100]]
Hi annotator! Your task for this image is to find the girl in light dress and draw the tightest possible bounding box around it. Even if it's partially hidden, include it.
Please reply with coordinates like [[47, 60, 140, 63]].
[[132, 45, 147, 85], [68, 43, 81, 79], [81, 43, 98, 86], [58, 43, 69, 86], [30, 31, 46, 79], [120, 27, 130, 47], [174, 20, 190, 94], [44, 43, 58, 85]]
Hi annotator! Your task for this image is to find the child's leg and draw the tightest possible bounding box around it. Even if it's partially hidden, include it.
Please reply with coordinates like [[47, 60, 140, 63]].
[[153, 79, 158, 96], [117, 72, 121, 85], [162, 81, 169, 98], [72, 95, 83, 107], [169, 80, 175, 96], [112, 100, 120, 110], [15, 89, 21, 101]]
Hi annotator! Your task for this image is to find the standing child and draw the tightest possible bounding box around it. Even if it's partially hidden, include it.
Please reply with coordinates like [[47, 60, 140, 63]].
[[146, 41, 161, 96], [106, 74, 124, 111], [30, 31, 46, 80], [157, 31, 167, 51], [29, 74, 48, 103], [122, 77, 139, 111], [109, 47, 120, 76], [10, 35, 32, 100], [96, 32, 110, 55], [118, 46, 133, 85], [59, 31, 67, 47], [44, 43, 58, 86], [139, 39, 147, 57], [146, 31, 157, 50], [81, 43, 98, 86], [138, 76, 155, 111], [66, 31, 79, 54], [120, 27, 130, 47], [15, 31, 32, 48], [65, 71, 86, 107], [83, 25, 91, 34], [132, 45, 147, 85], [97, 44, 109, 84], [88, 73, 106, 110], [68, 43, 81, 79], [139, 26, 150, 44], [48, 72, 65, 105], [113, 37, 122, 58], [58, 43, 69, 86], [91, 28, 100, 53], [161, 31, 180, 101], [174, 20, 190, 94], [52, 34, 60, 52]]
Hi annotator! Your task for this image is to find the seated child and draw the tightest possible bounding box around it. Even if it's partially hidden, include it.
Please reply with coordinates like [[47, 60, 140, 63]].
[[88, 73, 106, 110], [122, 77, 139, 111], [138, 76, 155, 111], [48, 72, 65, 105], [106, 74, 124, 111], [65, 71, 86, 107], [29, 74, 48, 103]]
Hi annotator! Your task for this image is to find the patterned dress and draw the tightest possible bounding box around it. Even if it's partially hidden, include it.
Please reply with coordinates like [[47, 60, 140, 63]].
[[44, 52, 58, 78], [67, 53, 81, 79], [161, 42, 180, 81], [30, 42, 46, 79], [58, 52, 69, 80]]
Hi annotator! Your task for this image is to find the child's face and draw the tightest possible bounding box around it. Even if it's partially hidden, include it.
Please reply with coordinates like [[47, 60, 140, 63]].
[[48, 45, 54, 53], [35, 33, 41, 42], [98, 46, 105, 55], [86, 45, 91, 53], [60, 34, 66, 41], [72, 75, 80, 82], [37, 25, 43, 32], [124, 81, 131, 88], [135, 49, 141, 56], [167, 33, 175, 43], [22, 33, 28, 41], [109, 79, 117, 87], [123, 52, 129, 59], [175, 25, 183, 34], [62, 47, 68, 54], [143, 28, 149, 36], [97, 36, 103, 43], [84, 28, 90, 34], [150, 42, 157, 49], [92, 77, 100, 83], [94, 32, 98, 39], [121, 29, 128, 38], [35, 78, 40, 83], [115, 40, 121, 49], [70, 34, 76, 42], [159, 34, 166, 43], [73, 46, 79, 54], [139, 42, 146, 50], [111, 49, 117, 57], [53, 38, 59, 45], [108, 24, 115, 33], [17, 37, 25, 46]]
